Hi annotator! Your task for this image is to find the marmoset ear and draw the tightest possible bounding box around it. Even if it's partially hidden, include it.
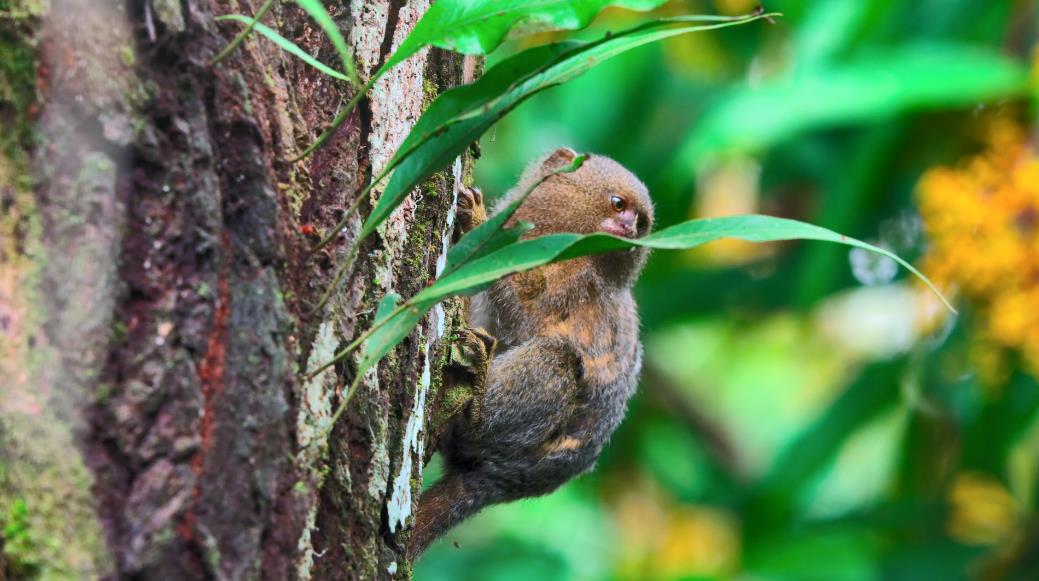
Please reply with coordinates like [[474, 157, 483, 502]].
[[541, 147, 578, 171]]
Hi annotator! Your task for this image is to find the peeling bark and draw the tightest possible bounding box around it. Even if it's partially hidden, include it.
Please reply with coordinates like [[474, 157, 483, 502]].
[[0, 0, 474, 578]]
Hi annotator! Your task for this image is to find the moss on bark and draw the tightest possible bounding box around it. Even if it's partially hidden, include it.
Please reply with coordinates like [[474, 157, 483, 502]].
[[1, 1, 481, 578], [1, 2, 113, 577]]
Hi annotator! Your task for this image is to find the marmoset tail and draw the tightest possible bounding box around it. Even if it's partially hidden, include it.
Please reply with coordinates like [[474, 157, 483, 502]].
[[411, 148, 654, 557]]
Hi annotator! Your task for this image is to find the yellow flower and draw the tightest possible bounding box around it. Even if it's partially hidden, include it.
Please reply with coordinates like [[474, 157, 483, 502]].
[[917, 118, 1039, 378], [656, 506, 740, 578], [947, 472, 1021, 546], [611, 477, 740, 580], [989, 289, 1039, 349]]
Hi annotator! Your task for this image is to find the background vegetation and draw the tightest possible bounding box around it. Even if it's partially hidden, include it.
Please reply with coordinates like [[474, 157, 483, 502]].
[[417, 0, 1039, 579]]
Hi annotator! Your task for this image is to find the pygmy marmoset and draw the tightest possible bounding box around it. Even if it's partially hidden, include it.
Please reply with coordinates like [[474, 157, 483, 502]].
[[411, 148, 654, 556]]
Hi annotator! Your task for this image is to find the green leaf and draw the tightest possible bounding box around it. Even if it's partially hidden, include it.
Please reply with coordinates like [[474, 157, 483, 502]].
[[963, 371, 1039, 475], [293, 0, 359, 87], [413, 215, 954, 313], [670, 44, 1029, 168], [445, 154, 588, 274], [359, 13, 775, 243], [216, 15, 351, 81], [750, 358, 905, 523], [356, 293, 428, 377], [358, 41, 568, 241], [379, 0, 669, 78], [298, 0, 675, 159], [313, 214, 951, 409], [451, 222, 534, 275], [417, 232, 582, 302], [746, 526, 881, 581], [792, 0, 871, 69]]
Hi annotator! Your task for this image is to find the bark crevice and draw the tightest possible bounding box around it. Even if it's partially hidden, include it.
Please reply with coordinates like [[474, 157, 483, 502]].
[[1, 0, 473, 578]]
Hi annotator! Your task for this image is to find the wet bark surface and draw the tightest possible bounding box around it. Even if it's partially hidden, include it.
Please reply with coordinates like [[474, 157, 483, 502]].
[[0, 0, 472, 578]]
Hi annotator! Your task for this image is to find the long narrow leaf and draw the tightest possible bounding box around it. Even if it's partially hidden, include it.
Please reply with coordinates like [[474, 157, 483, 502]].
[[358, 13, 776, 243], [378, 0, 669, 78], [305, 42, 572, 248], [313, 214, 954, 389], [414, 215, 954, 312], [668, 44, 1029, 170], [217, 14, 351, 81], [356, 43, 571, 241], [357, 293, 428, 378], [302, 0, 682, 159]]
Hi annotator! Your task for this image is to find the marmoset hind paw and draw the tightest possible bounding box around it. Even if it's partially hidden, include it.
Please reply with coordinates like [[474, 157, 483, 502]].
[[452, 326, 496, 427]]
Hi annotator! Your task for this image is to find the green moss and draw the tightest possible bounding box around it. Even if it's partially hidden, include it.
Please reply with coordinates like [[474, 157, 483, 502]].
[[420, 170, 446, 199], [421, 79, 439, 110], [1, 7, 115, 576], [111, 319, 128, 342], [404, 243, 426, 276], [1, 499, 44, 579], [440, 383, 472, 411], [0, 2, 41, 164], [0, 411, 110, 577], [282, 174, 307, 220], [0, 11, 44, 569], [93, 382, 115, 403], [119, 45, 135, 67], [431, 383, 473, 432]]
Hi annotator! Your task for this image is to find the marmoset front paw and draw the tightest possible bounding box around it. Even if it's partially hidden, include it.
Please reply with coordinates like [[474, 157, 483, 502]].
[[455, 184, 487, 236]]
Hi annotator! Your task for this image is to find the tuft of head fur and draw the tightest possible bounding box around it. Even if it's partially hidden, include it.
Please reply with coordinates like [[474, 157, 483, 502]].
[[496, 148, 654, 288], [497, 147, 655, 239]]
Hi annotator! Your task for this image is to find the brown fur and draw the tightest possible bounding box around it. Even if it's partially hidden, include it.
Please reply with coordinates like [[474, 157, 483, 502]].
[[411, 149, 653, 558]]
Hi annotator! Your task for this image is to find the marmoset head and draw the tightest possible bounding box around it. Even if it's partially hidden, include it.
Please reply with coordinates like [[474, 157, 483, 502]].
[[504, 148, 655, 240]]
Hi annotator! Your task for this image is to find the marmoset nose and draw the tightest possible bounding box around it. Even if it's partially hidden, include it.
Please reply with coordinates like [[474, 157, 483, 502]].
[[618, 210, 638, 235]]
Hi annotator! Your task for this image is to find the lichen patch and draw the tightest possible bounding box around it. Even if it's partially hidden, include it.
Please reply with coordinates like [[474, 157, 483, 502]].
[[386, 331, 432, 533]]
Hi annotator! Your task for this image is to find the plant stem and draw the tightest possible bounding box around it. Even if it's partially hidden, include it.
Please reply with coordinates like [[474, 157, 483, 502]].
[[305, 303, 410, 382], [211, 0, 276, 65], [306, 240, 361, 318], [306, 372, 365, 448], [292, 77, 375, 162], [308, 182, 370, 256]]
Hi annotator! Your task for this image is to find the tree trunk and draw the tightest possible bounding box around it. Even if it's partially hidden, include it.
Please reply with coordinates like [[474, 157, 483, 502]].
[[0, 0, 475, 578]]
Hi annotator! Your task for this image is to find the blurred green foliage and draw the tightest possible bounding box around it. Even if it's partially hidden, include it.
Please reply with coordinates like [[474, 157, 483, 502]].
[[417, 0, 1039, 579]]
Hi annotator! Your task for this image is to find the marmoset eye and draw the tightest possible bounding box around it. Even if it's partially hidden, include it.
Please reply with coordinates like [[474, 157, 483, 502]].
[[610, 195, 626, 212]]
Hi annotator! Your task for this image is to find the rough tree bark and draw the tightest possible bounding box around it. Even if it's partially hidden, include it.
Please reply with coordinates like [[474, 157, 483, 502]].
[[0, 0, 476, 578]]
